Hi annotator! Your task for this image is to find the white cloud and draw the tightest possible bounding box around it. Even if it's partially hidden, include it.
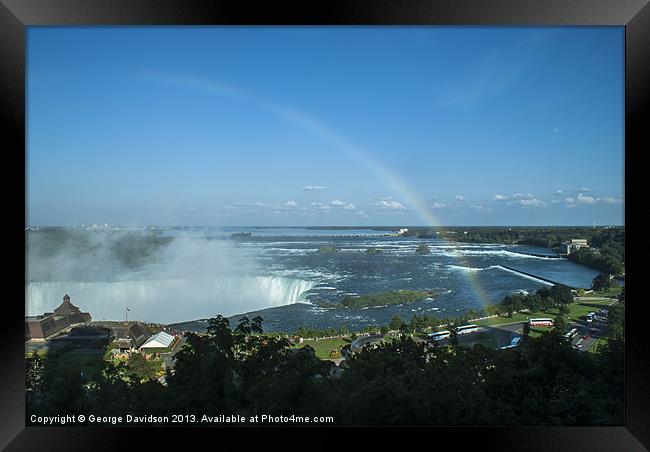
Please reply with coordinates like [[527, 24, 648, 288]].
[[285, 201, 298, 208], [454, 195, 465, 201], [469, 204, 492, 212], [565, 197, 576, 204], [375, 200, 406, 210], [555, 189, 564, 195], [521, 199, 546, 207], [576, 193, 595, 204], [512, 193, 535, 199], [509, 198, 546, 208], [597, 196, 623, 204], [431, 202, 448, 209], [492, 194, 509, 201], [578, 187, 592, 193], [330, 199, 356, 210], [303, 185, 328, 191]]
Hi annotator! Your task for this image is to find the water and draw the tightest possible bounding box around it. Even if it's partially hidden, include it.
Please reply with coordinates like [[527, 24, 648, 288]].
[[26, 226, 600, 331]]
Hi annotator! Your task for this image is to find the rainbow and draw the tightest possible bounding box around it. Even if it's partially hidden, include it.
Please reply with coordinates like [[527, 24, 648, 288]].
[[266, 98, 493, 306], [145, 72, 494, 305]]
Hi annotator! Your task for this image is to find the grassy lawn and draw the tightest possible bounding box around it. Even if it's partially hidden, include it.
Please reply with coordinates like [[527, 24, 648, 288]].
[[141, 347, 173, 354], [592, 286, 622, 298], [588, 337, 608, 354], [57, 351, 105, 380], [565, 299, 613, 320], [528, 326, 553, 338], [475, 298, 614, 327], [295, 337, 351, 360], [475, 313, 529, 327]]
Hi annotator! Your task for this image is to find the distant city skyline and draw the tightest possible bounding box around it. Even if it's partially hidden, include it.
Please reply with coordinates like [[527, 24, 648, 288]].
[[27, 27, 624, 226]]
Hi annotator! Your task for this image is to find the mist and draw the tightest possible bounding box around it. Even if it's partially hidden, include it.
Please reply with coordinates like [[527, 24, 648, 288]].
[[26, 229, 316, 324]]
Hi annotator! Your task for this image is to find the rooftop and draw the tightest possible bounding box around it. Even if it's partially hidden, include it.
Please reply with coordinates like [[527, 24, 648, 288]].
[[140, 331, 175, 349]]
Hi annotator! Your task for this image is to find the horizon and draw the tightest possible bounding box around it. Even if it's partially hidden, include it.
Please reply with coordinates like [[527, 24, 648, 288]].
[[27, 27, 624, 227]]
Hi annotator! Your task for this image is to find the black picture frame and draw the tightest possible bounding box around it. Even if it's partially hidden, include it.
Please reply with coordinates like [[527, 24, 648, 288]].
[[2, 0, 647, 449]]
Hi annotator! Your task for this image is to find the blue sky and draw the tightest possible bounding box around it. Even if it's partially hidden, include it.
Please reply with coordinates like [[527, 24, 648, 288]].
[[27, 27, 624, 226]]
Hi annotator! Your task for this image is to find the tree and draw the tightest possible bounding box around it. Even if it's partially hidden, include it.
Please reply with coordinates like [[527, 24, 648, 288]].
[[410, 314, 425, 334], [390, 315, 404, 331], [448, 325, 458, 346], [526, 294, 543, 311], [606, 304, 625, 340], [486, 303, 503, 316], [380, 325, 389, 335], [522, 322, 531, 337], [553, 315, 568, 334], [126, 353, 159, 383], [558, 304, 570, 317], [550, 284, 573, 306], [592, 274, 611, 292]]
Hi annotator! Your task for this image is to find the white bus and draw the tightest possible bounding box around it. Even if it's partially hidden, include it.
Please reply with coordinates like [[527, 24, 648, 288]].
[[428, 330, 451, 341], [456, 324, 479, 335], [564, 328, 579, 340], [529, 318, 554, 327]]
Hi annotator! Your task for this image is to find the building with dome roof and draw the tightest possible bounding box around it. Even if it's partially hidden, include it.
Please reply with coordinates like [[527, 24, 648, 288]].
[[25, 294, 92, 340]]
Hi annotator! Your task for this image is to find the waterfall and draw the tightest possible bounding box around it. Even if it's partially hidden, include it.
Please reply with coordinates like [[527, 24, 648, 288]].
[[26, 276, 318, 324]]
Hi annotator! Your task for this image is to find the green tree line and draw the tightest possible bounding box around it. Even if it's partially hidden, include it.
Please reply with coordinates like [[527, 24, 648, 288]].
[[26, 309, 624, 426]]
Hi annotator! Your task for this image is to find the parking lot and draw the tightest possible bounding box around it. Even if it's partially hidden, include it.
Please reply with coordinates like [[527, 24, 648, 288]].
[[479, 315, 608, 352]]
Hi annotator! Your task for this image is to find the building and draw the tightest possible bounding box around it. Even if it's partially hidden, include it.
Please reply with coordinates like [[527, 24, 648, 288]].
[[25, 294, 92, 340], [88, 320, 152, 350], [140, 331, 175, 350], [104, 322, 151, 352], [49, 325, 111, 350], [559, 239, 589, 255], [129, 323, 151, 348], [499, 335, 522, 350]]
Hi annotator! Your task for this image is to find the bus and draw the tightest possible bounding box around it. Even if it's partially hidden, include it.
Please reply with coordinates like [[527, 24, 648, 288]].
[[564, 328, 579, 340], [529, 318, 554, 327], [456, 324, 479, 335], [428, 330, 451, 341]]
